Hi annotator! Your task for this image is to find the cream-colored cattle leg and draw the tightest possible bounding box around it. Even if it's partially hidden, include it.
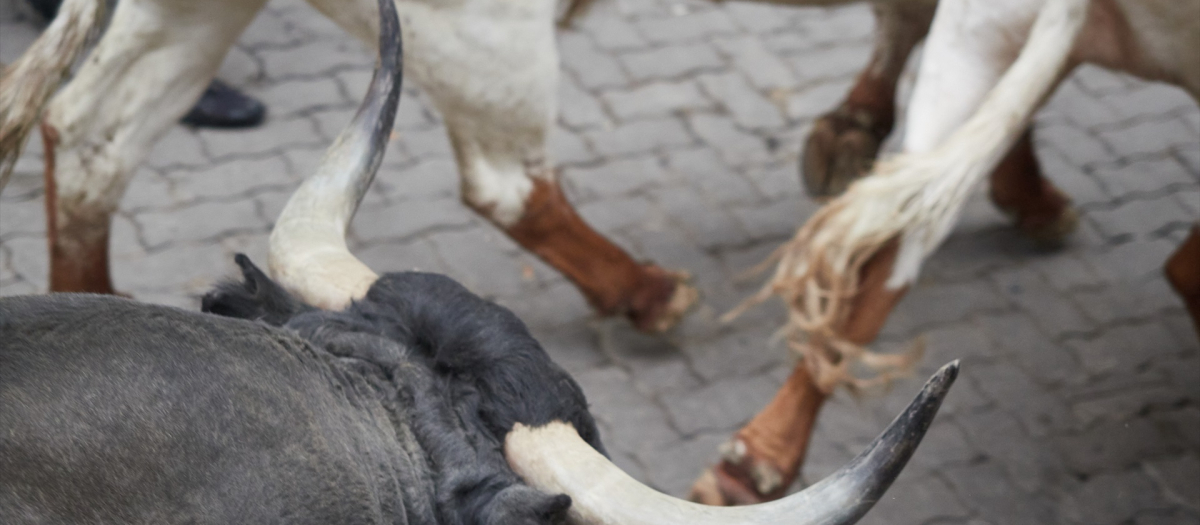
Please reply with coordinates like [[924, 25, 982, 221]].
[[905, 0, 1082, 243], [307, 0, 696, 332], [43, 0, 268, 293], [802, 0, 937, 199]]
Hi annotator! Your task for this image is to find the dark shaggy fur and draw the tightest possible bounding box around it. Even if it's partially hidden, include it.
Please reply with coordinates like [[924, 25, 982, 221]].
[[2, 255, 604, 525]]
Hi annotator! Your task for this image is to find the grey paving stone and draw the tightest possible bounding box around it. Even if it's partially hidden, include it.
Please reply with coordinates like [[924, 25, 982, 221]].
[[723, 3, 796, 34], [977, 312, 1082, 386], [635, 432, 728, 497], [646, 184, 751, 249], [1038, 121, 1116, 170], [565, 154, 669, 198], [551, 126, 600, 166], [856, 473, 972, 525], [0, 194, 44, 240], [698, 71, 787, 129], [2, 236, 47, 289], [559, 32, 630, 90], [1074, 65, 1137, 97], [394, 126, 454, 160], [429, 228, 529, 299], [578, 194, 655, 232], [713, 35, 799, 92], [1088, 196, 1192, 240], [580, 11, 650, 51], [1069, 278, 1182, 326], [256, 77, 348, 117], [970, 361, 1077, 438], [355, 238, 444, 275], [795, 4, 875, 47], [145, 127, 211, 170], [889, 280, 1012, 333], [1096, 157, 1198, 198], [619, 43, 724, 82], [941, 461, 1058, 524], [687, 113, 772, 167], [1069, 321, 1181, 378], [120, 170, 180, 212], [661, 370, 780, 435], [729, 196, 813, 241], [136, 200, 264, 248], [784, 80, 851, 121], [1057, 417, 1181, 474], [684, 327, 784, 381], [559, 75, 611, 130], [586, 117, 696, 157], [1038, 146, 1111, 206], [1100, 119, 1198, 159], [991, 266, 1094, 336], [785, 40, 872, 83], [1145, 454, 1200, 512], [170, 157, 294, 202], [633, 9, 739, 45], [573, 365, 680, 451], [664, 147, 758, 204], [1044, 75, 1127, 129], [199, 116, 325, 159], [112, 242, 235, 297], [1061, 469, 1173, 525], [960, 409, 1069, 492], [601, 81, 715, 121]]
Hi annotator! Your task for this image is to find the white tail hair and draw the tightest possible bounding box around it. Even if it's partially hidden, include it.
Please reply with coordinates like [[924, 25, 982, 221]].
[[735, 0, 1091, 390]]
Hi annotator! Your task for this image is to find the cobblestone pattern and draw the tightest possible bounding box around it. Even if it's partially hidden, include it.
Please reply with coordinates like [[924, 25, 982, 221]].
[[2, 0, 1198, 523]]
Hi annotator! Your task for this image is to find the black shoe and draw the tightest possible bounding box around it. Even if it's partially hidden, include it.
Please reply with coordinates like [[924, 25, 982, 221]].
[[181, 79, 267, 129], [25, 0, 60, 20]]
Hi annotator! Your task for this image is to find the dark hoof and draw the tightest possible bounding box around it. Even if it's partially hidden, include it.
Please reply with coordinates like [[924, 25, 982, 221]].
[[627, 266, 698, 333], [802, 109, 887, 200], [181, 79, 267, 129]]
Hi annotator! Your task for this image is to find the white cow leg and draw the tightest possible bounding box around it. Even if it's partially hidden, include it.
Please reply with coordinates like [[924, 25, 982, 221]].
[[802, 0, 936, 198], [904, 0, 1076, 244], [42, 0, 268, 293], [308, 0, 697, 332]]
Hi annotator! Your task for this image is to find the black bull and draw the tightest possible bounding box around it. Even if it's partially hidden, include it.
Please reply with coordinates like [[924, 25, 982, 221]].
[[1, 256, 597, 524]]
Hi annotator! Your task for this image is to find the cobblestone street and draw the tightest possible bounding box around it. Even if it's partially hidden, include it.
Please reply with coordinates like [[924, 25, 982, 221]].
[[2, 0, 1198, 522]]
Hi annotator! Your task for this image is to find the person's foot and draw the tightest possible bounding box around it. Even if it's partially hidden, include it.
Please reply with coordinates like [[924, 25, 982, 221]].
[[181, 79, 267, 129]]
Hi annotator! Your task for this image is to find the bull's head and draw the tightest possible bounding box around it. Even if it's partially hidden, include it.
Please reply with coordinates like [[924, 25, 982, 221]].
[[257, 0, 959, 523]]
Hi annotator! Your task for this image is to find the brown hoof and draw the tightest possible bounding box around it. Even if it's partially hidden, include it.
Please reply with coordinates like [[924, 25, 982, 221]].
[[627, 266, 698, 333], [687, 439, 789, 506], [802, 109, 887, 200]]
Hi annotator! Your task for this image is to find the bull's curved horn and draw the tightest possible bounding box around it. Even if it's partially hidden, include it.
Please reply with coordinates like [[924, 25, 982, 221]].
[[268, 0, 402, 310], [507, 360, 959, 524]]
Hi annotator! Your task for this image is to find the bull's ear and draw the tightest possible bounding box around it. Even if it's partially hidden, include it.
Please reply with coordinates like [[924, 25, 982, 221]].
[[232, 253, 276, 296], [201, 254, 311, 325]]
